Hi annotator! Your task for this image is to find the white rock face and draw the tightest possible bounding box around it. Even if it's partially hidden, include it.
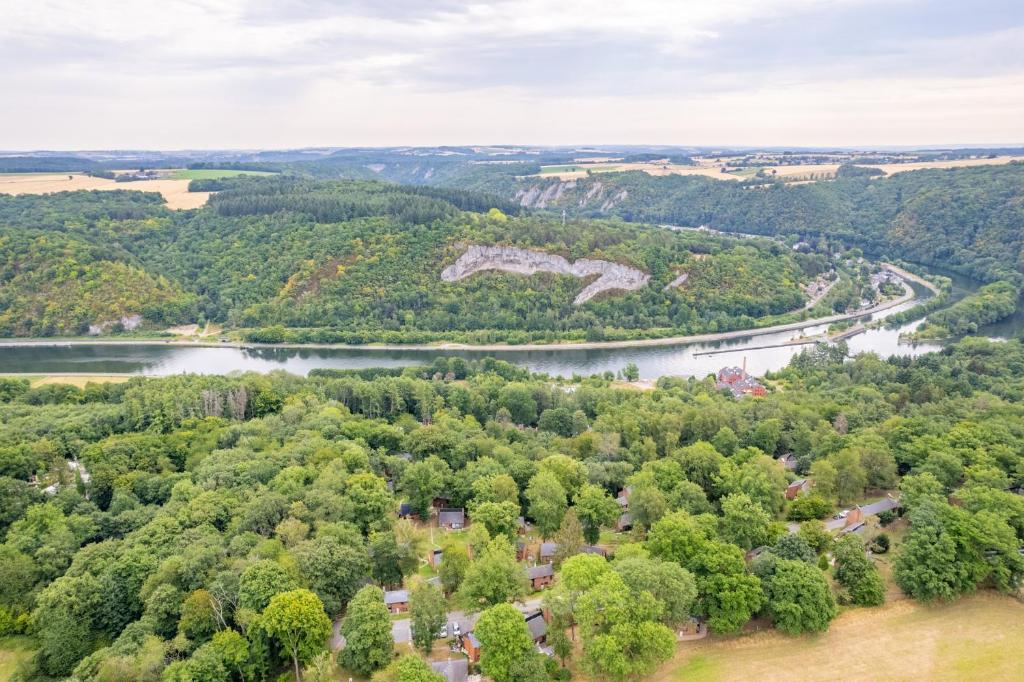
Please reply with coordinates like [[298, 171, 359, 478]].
[[663, 272, 689, 291], [441, 245, 650, 305]]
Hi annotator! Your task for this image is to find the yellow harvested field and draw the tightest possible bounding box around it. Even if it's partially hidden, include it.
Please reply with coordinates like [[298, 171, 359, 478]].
[[649, 592, 1024, 682], [538, 155, 1024, 182], [0, 173, 210, 209], [29, 374, 133, 388]]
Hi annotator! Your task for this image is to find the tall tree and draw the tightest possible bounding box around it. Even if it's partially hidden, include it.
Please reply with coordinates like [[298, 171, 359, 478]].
[[340, 585, 394, 677], [833, 535, 885, 606], [574, 483, 620, 544], [552, 508, 585, 566], [525, 471, 567, 538], [260, 589, 331, 682], [473, 604, 535, 682], [409, 582, 446, 655], [457, 536, 526, 608]]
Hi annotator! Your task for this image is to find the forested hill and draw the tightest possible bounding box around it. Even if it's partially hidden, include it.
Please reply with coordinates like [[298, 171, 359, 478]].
[[0, 179, 812, 341], [478, 163, 1024, 284]]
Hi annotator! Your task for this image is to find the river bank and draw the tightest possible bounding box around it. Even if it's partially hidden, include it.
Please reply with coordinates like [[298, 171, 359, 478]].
[[0, 268, 917, 354]]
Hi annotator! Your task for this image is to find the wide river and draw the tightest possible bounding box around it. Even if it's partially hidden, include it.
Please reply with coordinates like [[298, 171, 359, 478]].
[[0, 272, 1018, 380]]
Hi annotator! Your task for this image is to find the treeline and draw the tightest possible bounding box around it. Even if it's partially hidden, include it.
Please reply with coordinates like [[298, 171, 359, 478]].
[[914, 281, 1019, 338], [488, 163, 1024, 285], [0, 180, 813, 340], [1, 339, 1023, 679]]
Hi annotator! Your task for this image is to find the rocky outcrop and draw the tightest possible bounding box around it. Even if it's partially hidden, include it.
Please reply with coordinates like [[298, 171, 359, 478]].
[[88, 314, 142, 335], [663, 272, 689, 291], [441, 245, 650, 305]]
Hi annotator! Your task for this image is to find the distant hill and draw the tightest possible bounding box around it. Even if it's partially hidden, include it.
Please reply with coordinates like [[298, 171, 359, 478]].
[[0, 178, 813, 342], [475, 163, 1024, 285]]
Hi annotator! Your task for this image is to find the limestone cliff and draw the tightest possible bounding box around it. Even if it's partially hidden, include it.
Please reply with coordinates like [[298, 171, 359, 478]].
[[441, 245, 650, 305]]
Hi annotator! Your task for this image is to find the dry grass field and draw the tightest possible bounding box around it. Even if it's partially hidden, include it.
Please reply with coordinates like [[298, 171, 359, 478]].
[[19, 374, 134, 388], [537, 155, 1024, 182], [0, 172, 210, 209], [648, 592, 1024, 682]]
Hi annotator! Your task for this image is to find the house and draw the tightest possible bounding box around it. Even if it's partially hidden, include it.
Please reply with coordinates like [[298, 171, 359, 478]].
[[858, 494, 901, 518], [616, 486, 632, 509], [524, 611, 548, 644], [616, 512, 633, 532], [785, 478, 812, 500], [539, 542, 558, 562], [778, 453, 798, 471], [431, 658, 469, 682], [429, 548, 443, 568], [528, 563, 555, 590], [716, 364, 767, 398], [383, 589, 409, 614], [582, 544, 608, 558], [438, 508, 466, 529], [461, 632, 481, 663]]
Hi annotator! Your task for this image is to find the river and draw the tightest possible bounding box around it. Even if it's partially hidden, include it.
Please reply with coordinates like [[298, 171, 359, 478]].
[[0, 271, 1018, 380]]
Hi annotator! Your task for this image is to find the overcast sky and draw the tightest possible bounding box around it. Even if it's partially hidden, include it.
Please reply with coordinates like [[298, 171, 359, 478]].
[[2, 0, 1023, 150]]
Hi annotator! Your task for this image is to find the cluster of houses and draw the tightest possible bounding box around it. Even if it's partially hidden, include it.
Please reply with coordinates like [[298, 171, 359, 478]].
[[716, 365, 767, 398]]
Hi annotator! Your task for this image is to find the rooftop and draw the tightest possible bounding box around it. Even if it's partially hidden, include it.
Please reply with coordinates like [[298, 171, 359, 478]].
[[528, 563, 554, 579], [431, 658, 469, 682], [383, 589, 409, 605]]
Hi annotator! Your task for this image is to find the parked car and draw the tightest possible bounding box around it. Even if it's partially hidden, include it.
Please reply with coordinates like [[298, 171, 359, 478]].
[[439, 624, 448, 638], [452, 622, 461, 637]]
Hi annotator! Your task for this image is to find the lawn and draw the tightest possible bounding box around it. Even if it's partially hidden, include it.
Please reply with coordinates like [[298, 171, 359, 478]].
[[649, 592, 1024, 682], [0, 636, 35, 682], [169, 169, 277, 180]]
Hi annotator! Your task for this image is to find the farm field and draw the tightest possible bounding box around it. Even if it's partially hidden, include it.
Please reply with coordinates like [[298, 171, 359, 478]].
[[649, 592, 1024, 682], [0, 172, 209, 209], [169, 168, 276, 180], [535, 154, 1024, 181]]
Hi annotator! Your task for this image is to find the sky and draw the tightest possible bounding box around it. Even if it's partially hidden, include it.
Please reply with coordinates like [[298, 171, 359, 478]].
[[2, 0, 1023, 150]]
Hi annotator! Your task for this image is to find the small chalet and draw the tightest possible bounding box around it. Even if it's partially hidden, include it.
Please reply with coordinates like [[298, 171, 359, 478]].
[[582, 544, 608, 558], [517, 516, 529, 535], [398, 502, 414, 518], [429, 548, 443, 568], [461, 632, 481, 663], [616, 512, 633, 532], [524, 611, 548, 644], [383, 589, 409, 614], [539, 542, 558, 562], [778, 453, 798, 471], [516, 541, 527, 561], [431, 658, 469, 682], [528, 563, 555, 590], [785, 478, 812, 500], [438, 508, 466, 529]]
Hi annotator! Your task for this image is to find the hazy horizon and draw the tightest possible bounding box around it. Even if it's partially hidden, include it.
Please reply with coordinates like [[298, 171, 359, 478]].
[[3, 0, 1023, 149]]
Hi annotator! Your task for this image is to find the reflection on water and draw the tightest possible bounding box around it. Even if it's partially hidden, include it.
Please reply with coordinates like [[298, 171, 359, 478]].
[[0, 284, 960, 379], [1, 274, 1018, 380]]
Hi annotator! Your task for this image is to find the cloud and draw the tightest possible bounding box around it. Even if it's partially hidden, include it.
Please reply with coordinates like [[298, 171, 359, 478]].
[[0, 0, 1021, 148]]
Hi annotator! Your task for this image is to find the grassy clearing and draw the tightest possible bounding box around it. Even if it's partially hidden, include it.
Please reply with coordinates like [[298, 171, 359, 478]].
[[26, 374, 133, 388], [0, 636, 35, 682], [648, 592, 1024, 682], [169, 169, 276, 180]]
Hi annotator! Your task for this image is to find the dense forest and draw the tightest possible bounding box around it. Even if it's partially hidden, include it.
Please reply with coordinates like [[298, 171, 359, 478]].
[[1, 338, 1022, 680], [0, 180, 812, 342], [477, 163, 1024, 285]]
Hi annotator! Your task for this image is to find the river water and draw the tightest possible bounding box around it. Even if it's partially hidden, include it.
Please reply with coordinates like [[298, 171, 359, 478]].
[[0, 270, 1019, 380]]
